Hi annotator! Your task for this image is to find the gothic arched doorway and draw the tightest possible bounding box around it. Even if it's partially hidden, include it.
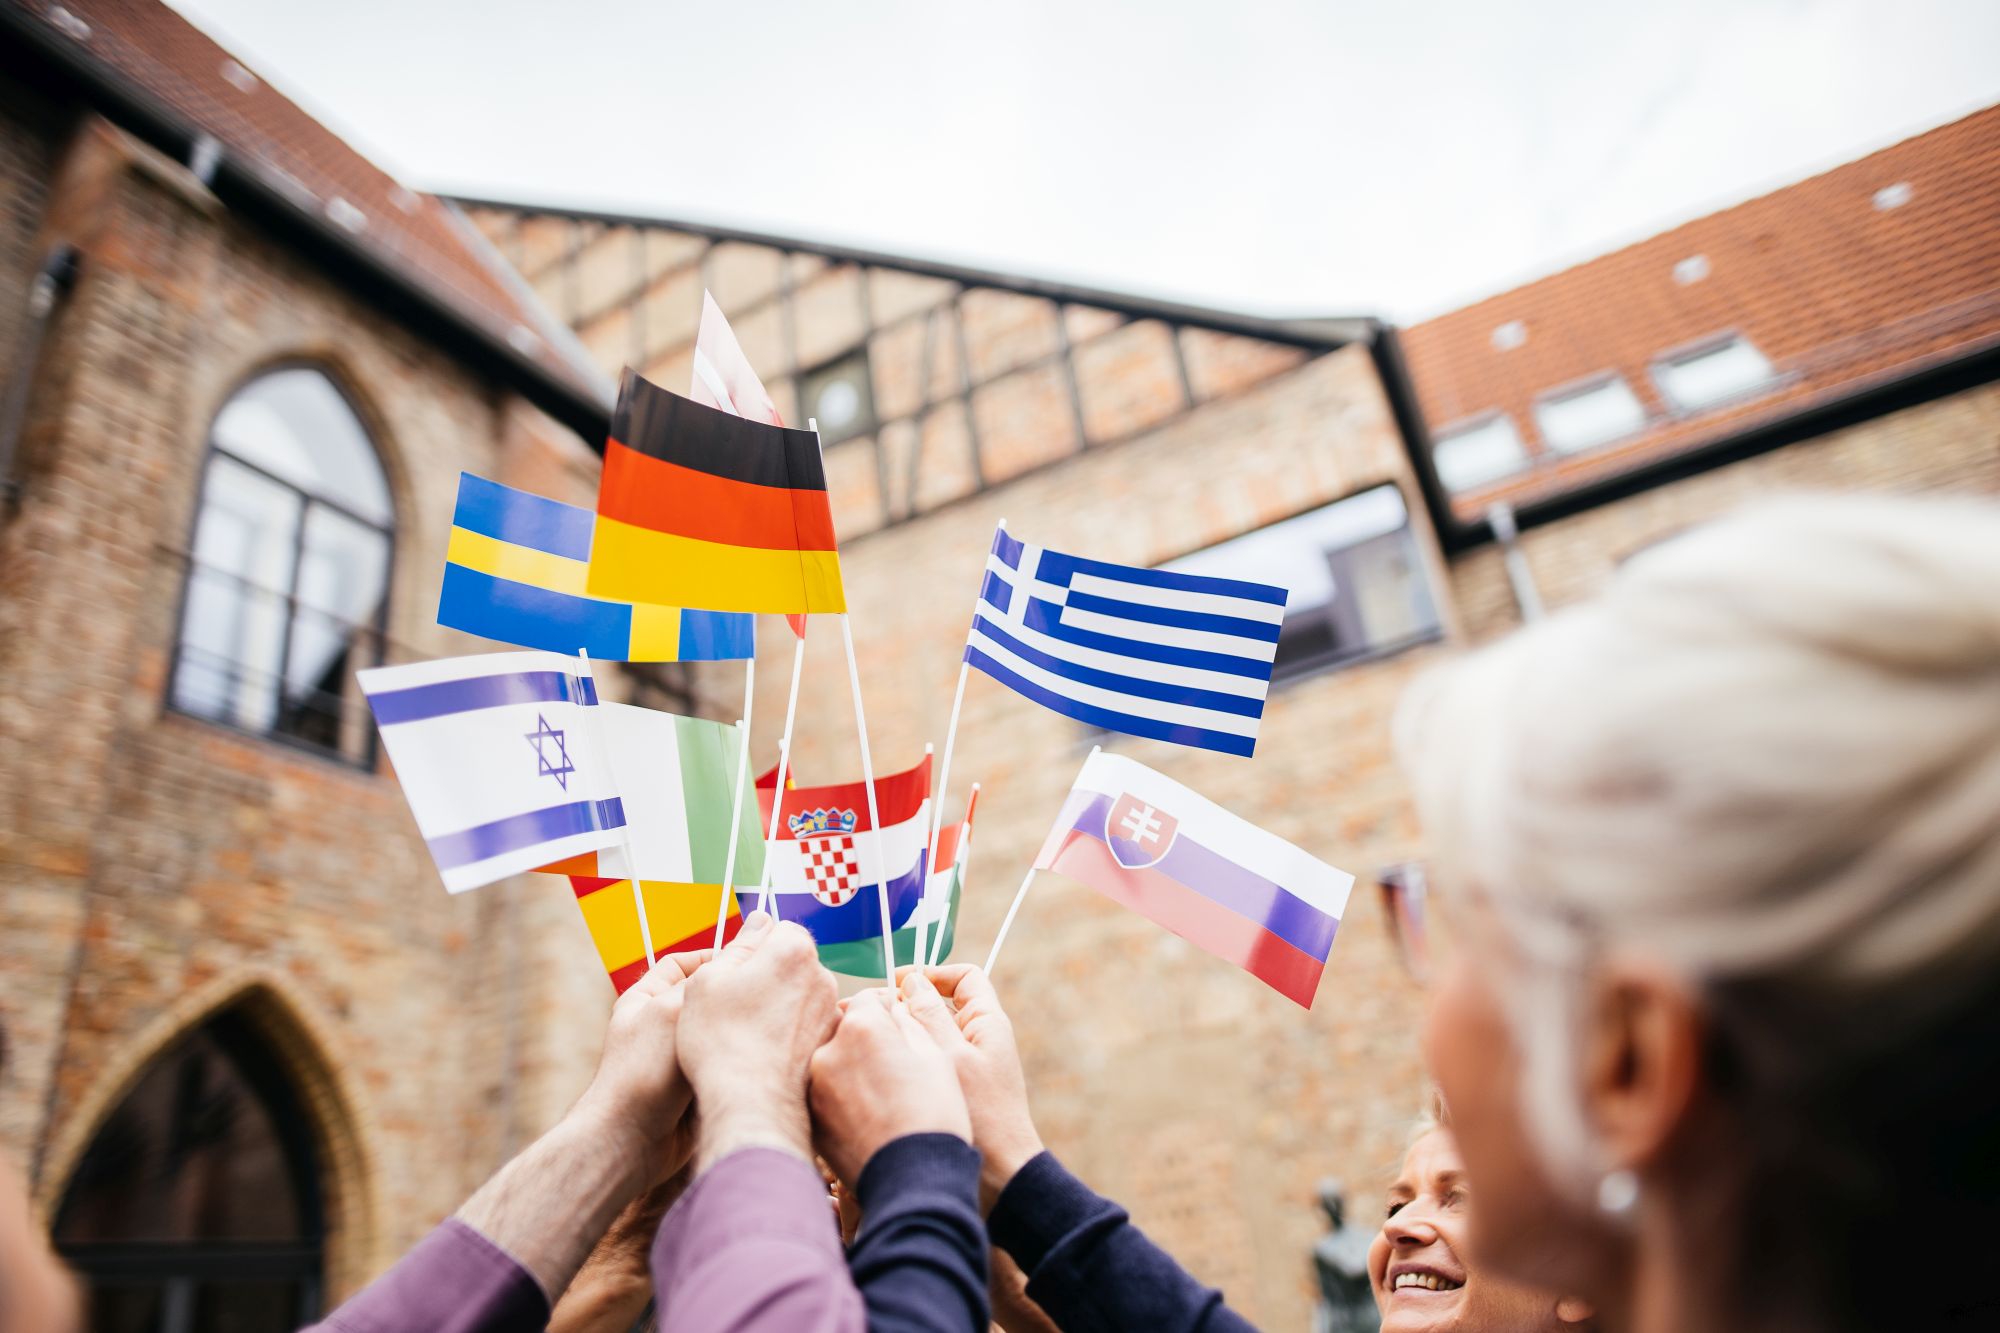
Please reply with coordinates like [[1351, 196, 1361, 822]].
[[52, 1006, 326, 1332]]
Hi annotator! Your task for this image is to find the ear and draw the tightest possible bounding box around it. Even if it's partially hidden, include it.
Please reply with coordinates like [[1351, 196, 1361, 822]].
[[1579, 959, 1704, 1177]]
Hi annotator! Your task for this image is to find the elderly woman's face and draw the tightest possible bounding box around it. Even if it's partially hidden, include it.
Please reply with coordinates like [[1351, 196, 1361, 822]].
[[1368, 1128, 1577, 1333], [1418, 911, 1605, 1304]]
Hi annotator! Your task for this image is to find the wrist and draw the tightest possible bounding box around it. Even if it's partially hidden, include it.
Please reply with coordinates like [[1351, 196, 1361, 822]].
[[693, 1089, 812, 1172], [566, 1090, 658, 1195], [978, 1131, 1045, 1214]]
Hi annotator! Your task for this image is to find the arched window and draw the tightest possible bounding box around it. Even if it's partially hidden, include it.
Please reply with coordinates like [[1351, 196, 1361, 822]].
[[53, 1009, 326, 1331], [170, 367, 394, 765]]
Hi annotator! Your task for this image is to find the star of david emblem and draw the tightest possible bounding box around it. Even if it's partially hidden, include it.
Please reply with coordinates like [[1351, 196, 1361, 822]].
[[526, 713, 575, 791], [1105, 792, 1178, 870]]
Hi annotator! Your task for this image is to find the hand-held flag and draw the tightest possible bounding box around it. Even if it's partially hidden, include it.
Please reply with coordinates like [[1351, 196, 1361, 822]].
[[1035, 750, 1353, 1007], [437, 473, 754, 662], [965, 527, 1285, 757], [358, 650, 623, 892], [819, 783, 976, 977], [587, 371, 845, 615], [690, 290, 783, 426], [753, 753, 932, 945]]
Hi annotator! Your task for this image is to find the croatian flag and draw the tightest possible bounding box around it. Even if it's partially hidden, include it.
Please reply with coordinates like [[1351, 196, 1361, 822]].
[[1035, 750, 1354, 1007], [358, 651, 625, 893], [753, 754, 932, 944], [965, 528, 1285, 757]]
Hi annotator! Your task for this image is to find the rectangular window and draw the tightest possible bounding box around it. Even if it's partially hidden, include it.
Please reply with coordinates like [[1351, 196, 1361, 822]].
[[1161, 485, 1441, 684], [1432, 414, 1528, 493], [1651, 335, 1775, 414], [798, 350, 877, 444], [1533, 376, 1648, 455]]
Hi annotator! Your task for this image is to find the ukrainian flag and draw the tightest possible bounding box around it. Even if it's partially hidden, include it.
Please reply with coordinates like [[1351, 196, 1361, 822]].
[[438, 473, 754, 662]]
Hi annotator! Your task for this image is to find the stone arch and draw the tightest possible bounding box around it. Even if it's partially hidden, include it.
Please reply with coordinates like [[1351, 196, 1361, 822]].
[[37, 968, 383, 1301]]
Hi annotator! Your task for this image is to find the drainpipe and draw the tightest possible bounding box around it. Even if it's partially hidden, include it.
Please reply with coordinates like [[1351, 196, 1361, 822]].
[[1485, 500, 1545, 622], [0, 243, 82, 510]]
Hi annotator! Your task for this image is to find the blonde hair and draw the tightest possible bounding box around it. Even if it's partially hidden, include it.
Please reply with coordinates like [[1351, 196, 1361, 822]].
[[1397, 493, 2000, 1190]]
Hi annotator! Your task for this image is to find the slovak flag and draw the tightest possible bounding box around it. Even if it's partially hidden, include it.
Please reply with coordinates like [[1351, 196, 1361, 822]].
[[1035, 749, 1354, 1007], [754, 754, 931, 944], [358, 651, 625, 893]]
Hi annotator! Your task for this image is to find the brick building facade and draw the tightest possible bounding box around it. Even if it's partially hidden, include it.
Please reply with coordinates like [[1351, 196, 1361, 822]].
[[1, 0, 1995, 1325]]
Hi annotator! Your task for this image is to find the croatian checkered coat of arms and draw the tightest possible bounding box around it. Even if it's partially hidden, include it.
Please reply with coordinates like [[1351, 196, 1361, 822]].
[[789, 807, 862, 906]]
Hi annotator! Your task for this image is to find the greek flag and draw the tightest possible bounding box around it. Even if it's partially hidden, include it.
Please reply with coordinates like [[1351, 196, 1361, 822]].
[[358, 650, 626, 892], [964, 528, 1285, 757]]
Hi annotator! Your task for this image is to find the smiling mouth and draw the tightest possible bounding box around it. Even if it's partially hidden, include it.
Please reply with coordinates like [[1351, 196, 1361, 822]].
[[1393, 1272, 1465, 1293]]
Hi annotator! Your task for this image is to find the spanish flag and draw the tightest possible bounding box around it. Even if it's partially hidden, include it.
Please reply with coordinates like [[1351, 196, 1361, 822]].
[[586, 371, 846, 615], [560, 872, 743, 993]]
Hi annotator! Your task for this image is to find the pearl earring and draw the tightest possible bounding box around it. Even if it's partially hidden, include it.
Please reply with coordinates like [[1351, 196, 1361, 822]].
[[1596, 1168, 1639, 1216]]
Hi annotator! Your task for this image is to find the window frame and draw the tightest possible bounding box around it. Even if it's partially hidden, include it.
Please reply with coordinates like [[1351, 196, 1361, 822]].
[[794, 345, 880, 446], [1155, 481, 1446, 691], [1648, 330, 1782, 417], [1428, 410, 1530, 494], [1529, 371, 1651, 456], [165, 361, 396, 769]]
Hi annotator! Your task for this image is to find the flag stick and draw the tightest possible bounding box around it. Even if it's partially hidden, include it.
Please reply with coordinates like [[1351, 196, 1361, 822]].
[[983, 866, 1036, 978], [754, 633, 808, 915], [928, 782, 978, 967], [919, 517, 1003, 977], [576, 649, 657, 973], [715, 655, 755, 948], [837, 612, 898, 989]]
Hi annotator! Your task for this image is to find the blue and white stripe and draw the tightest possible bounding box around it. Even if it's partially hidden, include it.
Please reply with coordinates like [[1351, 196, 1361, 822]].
[[965, 529, 1286, 757], [358, 650, 626, 893]]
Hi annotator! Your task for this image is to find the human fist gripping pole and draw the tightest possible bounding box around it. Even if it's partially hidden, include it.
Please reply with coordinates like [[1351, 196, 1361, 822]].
[[810, 988, 973, 1185], [674, 910, 840, 1169]]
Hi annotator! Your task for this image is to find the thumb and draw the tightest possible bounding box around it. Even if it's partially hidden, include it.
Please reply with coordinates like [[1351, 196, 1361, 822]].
[[721, 909, 774, 960], [898, 971, 965, 1049]]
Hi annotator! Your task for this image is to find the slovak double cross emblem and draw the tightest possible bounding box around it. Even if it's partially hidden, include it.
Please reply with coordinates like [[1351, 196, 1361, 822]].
[[1105, 792, 1178, 870]]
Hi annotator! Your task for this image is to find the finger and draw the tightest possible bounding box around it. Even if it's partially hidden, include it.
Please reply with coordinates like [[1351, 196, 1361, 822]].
[[887, 998, 937, 1052], [643, 948, 715, 989], [898, 970, 966, 1048], [928, 964, 1001, 1013], [721, 910, 775, 958]]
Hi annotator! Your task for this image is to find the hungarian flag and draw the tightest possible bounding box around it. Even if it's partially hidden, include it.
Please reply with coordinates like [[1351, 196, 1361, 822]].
[[1035, 751, 1354, 1008], [818, 785, 977, 977], [752, 753, 930, 945], [541, 702, 763, 992], [587, 371, 845, 616]]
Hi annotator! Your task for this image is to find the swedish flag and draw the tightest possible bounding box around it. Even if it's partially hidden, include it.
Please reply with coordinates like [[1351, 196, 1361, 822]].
[[438, 473, 754, 662]]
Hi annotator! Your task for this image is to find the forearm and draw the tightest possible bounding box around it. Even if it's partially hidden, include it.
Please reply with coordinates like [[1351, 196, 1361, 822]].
[[850, 1134, 989, 1333], [989, 1152, 1254, 1333], [457, 1098, 649, 1304]]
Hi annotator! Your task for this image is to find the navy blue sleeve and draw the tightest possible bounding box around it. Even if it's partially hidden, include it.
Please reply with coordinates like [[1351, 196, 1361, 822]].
[[987, 1152, 1258, 1333], [849, 1133, 990, 1333]]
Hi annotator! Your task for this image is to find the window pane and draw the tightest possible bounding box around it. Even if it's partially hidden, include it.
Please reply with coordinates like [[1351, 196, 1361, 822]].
[[79, 1281, 167, 1333], [1534, 377, 1647, 454], [1432, 416, 1527, 492], [210, 369, 391, 524], [175, 456, 299, 733], [1162, 485, 1440, 679], [1653, 337, 1774, 412], [800, 353, 876, 444], [194, 1279, 305, 1333]]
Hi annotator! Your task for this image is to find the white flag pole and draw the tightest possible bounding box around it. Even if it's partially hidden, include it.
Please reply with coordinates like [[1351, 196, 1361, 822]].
[[837, 611, 898, 991], [714, 655, 755, 948], [754, 633, 807, 916], [928, 782, 978, 967], [982, 866, 1035, 978], [918, 517, 1003, 977], [576, 649, 656, 973]]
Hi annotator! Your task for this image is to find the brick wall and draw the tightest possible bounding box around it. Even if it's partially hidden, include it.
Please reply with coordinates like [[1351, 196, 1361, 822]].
[[0, 103, 613, 1298]]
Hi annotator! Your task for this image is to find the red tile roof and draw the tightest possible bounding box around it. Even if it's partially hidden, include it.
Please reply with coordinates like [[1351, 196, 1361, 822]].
[[1402, 103, 2000, 520], [10, 0, 606, 408]]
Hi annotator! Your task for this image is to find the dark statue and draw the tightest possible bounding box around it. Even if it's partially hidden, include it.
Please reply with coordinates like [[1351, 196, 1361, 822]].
[[1312, 1178, 1380, 1333]]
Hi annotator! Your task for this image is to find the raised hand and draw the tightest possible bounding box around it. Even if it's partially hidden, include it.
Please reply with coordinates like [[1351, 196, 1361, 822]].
[[674, 912, 840, 1170], [899, 966, 1045, 1210], [809, 988, 971, 1186], [573, 948, 711, 1184]]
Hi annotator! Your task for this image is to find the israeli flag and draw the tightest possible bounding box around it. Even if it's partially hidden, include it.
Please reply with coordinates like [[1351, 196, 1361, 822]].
[[358, 650, 626, 892], [964, 528, 1284, 757]]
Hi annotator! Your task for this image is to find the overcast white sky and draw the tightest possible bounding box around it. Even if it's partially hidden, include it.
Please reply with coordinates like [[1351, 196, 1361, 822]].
[[169, 0, 2000, 322]]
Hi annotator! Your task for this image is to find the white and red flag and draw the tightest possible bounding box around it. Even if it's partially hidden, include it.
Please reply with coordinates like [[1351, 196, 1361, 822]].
[[1035, 750, 1354, 1007]]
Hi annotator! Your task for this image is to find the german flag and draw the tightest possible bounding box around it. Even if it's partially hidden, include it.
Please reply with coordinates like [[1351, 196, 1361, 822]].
[[586, 371, 845, 615]]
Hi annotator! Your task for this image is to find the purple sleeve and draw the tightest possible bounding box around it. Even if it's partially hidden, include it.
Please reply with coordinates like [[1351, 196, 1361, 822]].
[[300, 1217, 549, 1333], [651, 1147, 865, 1333]]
